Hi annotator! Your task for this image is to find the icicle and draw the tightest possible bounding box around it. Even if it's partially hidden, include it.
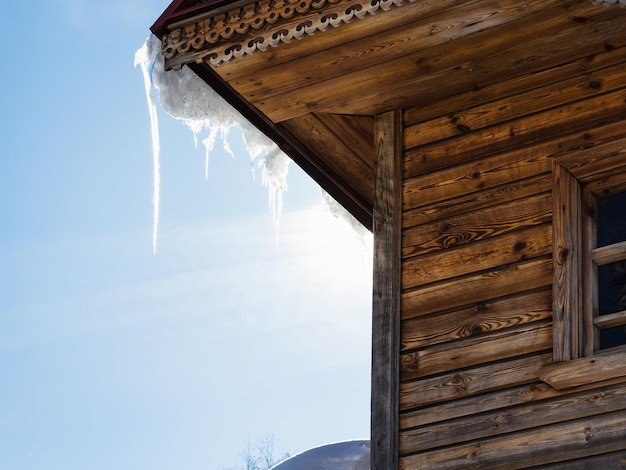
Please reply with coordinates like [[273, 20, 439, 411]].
[[134, 36, 162, 254], [136, 35, 292, 251]]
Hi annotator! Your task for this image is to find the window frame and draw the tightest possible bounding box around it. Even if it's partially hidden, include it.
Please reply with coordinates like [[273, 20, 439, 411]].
[[541, 159, 626, 390], [583, 179, 626, 355]]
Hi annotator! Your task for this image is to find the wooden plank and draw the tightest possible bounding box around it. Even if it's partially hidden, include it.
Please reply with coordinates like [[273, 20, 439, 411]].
[[404, 118, 626, 181], [402, 192, 551, 259], [311, 4, 626, 118], [586, 168, 626, 196], [403, 61, 626, 149], [281, 113, 374, 207], [400, 375, 626, 430], [401, 87, 626, 178], [403, 142, 551, 211], [556, 138, 626, 182], [592, 241, 626, 265], [399, 410, 626, 469], [402, 257, 552, 320], [552, 163, 582, 362], [317, 113, 375, 167], [255, 0, 624, 120], [594, 310, 626, 330], [400, 382, 557, 430], [399, 353, 552, 410], [371, 110, 402, 470], [215, 0, 483, 80], [402, 43, 626, 127], [401, 288, 552, 351], [536, 449, 626, 469], [402, 223, 552, 290], [403, 173, 552, 230], [541, 348, 626, 390], [401, 321, 552, 381], [400, 383, 626, 455], [583, 183, 598, 357], [230, 0, 561, 101]]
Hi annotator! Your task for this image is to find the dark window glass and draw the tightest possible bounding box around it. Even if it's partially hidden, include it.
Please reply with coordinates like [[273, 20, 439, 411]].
[[597, 191, 626, 247], [600, 325, 626, 350], [597, 261, 626, 316]]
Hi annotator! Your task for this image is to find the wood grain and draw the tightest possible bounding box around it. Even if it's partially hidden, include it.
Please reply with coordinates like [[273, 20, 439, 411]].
[[401, 257, 552, 320], [401, 288, 552, 351], [371, 110, 402, 470]]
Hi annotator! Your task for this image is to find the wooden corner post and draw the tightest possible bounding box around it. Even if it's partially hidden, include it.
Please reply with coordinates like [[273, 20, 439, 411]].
[[371, 110, 402, 470]]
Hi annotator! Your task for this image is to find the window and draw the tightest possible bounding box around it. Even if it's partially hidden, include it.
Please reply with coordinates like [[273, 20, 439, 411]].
[[583, 186, 626, 354], [540, 158, 626, 390]]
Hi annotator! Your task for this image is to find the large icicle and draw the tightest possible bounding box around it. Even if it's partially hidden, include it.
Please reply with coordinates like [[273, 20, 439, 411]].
[[135, 35, 291, 250], [134, 37, 161, 254]]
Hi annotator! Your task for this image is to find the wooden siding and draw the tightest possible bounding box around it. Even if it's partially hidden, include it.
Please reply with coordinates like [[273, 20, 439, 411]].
[[398, 38, 626, 468], [154, 0, 626, 467]]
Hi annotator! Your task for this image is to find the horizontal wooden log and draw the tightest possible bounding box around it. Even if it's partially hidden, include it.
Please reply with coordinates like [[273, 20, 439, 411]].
[[402, 173, 551, 230], [399, 410, 626, 469], [400, 374, 626, 430], [400, 381, 557, 430], [402, 87, 626, 178], [537, 449, 626, 470], [594, 310, 626, 330], [403, 118, 626, 183], [402, 288, 552, 350], [402, 192, 551, 259], [540, 349, 626, 390], [401, 321, 552, 381], [400, 383, 626, 455], [403, 144, 551, 211], [402, 257, 552, 320], [402, 224, 552, 290], [402, 43, 626, 127], [403, 61, 626, 149], [592, 241, 626, 265], [399, 353, 552, 410]]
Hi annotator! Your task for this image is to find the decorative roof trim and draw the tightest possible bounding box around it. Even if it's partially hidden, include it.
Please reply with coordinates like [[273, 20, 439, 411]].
[[161, 0, 415, 68]]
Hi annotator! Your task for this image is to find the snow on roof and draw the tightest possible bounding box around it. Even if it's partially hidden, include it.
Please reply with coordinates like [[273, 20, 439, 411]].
[[135, 35, 290, 252]]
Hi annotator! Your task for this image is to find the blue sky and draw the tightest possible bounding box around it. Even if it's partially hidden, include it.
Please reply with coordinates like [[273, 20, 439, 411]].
[[0, 1, 372, 469]]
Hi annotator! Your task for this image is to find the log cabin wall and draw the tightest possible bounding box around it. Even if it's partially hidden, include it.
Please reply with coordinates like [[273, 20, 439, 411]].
[[152, 0, 626, 467], [397, 44, 626, 468]]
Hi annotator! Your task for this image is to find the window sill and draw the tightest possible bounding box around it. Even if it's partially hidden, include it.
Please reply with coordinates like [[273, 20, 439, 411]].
[[540, 348, 626, 390]]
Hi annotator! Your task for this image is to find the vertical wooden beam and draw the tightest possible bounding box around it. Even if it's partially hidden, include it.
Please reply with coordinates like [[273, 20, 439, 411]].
[[552, 162, 582, 362], [371, 110, 402, 470], [582, 186, 597, 357]]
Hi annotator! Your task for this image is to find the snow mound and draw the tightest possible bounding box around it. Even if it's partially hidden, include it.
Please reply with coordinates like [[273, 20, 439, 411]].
[[270, 440, 370, 470]]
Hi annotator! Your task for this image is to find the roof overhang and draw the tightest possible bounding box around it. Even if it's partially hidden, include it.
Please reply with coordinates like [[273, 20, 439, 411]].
[[152, 0, 626, 230]]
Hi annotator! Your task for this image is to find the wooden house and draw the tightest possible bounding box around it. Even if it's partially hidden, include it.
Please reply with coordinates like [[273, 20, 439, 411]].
[[151, 0, 626, 468]]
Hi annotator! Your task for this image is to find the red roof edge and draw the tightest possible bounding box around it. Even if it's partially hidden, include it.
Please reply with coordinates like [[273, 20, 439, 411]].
[[151, 0, 233, 37], [150, 1, 373, 230]]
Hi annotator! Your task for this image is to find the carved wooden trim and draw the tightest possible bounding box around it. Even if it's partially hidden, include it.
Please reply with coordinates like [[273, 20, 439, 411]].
[[161, 0, 415, 68]]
